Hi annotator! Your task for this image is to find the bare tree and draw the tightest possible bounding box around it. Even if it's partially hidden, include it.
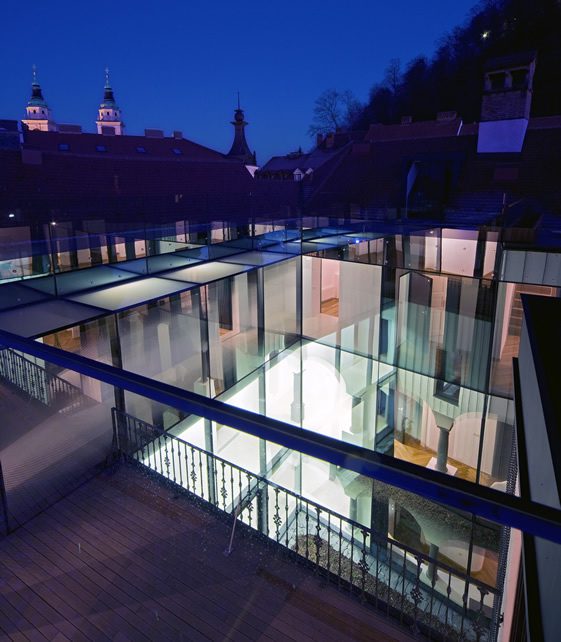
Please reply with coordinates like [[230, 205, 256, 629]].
[[308, 89, 361, 137], [383, 58, 402, 94]]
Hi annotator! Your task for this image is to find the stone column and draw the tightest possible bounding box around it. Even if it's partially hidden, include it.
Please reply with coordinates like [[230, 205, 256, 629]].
[[427, 542, 440, 584], [436, 425, 451, 473], [290, 371, 303, 423]]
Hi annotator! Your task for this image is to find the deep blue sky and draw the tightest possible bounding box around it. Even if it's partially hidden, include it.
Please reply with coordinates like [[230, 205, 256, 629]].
[[1, 0, 478, 162]]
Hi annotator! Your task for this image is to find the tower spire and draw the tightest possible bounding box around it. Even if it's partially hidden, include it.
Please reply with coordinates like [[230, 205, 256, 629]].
[[22, 65, 56, 131], [96, 67, 124, 135], [227, 96, 256, 166]]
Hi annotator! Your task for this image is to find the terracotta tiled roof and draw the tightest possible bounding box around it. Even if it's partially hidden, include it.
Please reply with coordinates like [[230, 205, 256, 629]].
[[0, 136, 300, 221], [23, 130, 227, 162], [260, 145, 347, 173], [308, 119, 561, 215]]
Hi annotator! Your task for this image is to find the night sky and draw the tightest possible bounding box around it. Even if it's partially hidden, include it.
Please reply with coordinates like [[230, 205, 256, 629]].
[[1, 0, 477, 162]]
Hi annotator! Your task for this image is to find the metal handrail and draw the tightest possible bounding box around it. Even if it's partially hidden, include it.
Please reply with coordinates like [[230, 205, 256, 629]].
[[0, 346, 84, 409], [114, 407, 500, 641], [115, 407, 499, 594]]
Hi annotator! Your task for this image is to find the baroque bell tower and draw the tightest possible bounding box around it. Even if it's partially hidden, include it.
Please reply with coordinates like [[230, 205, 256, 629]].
[[96, 68, 124, 135], [227, 94, 256, 165], [22, 66, 56, 132]]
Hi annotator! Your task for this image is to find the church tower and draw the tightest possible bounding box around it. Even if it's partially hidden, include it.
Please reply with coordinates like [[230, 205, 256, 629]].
[[227, 96, 256, 165], [22, 66, 56, 132], [96, 68, 124, 135]]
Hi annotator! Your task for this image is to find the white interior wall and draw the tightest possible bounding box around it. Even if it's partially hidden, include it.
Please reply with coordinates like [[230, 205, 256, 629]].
[[339, 261, 381, 356], [495, 282, 516, 358], [321, 259, 339, 301], [424, 235, 439, 271], [441, 237, 477, 276], [483, 241, 497, 277], [264, 259, 297, 347], [302, 256, 321, 320]]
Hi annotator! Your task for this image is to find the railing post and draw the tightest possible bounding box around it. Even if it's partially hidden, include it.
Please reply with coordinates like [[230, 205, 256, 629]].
[[111, 407, 130, 460], [0, 460, 10, 536], [204, 419, 217, 505]]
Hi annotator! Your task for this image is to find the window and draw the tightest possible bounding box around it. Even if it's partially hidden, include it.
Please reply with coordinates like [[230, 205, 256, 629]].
[[511, 69, 528, 89], [489, 72, 506, 91], [172, 148, 182, 155], [96, 145, 107, 152], [136, 146, 146, 153], [58, 143, 70, 151], [434, 379, 460, 404]]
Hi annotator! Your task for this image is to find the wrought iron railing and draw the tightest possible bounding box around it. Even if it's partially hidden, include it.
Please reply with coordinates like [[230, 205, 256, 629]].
[[0, 347, 84, 412], [113, 408, 501, 642]]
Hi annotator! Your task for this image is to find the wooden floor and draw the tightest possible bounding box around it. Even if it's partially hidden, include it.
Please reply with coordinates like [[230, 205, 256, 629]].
[[0, 465, 417, 642], [320, 298, 339, 317]]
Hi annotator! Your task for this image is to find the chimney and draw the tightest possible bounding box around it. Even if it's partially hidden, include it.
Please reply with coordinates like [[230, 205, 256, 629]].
[[325, 132, 335, 148], [477, 51, 537, 153], [401, 116, 413, 125], [145, 128, 164, 138], [173, 130, 183, 140], [316, 133, 324, 147]]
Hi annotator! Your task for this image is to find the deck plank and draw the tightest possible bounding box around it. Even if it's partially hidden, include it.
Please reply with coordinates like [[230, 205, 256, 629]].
[[0, 465, 417, 642]]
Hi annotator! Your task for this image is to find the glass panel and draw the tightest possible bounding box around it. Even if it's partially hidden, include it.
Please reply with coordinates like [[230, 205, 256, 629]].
[[206, 272, 261, 394], [263, 257, 298, 354], [302, 256, 382, 358], [0, 346, 114, 528]]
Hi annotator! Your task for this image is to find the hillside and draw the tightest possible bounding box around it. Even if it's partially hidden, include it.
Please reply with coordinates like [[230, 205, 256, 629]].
[[352, 0, 561, 128]]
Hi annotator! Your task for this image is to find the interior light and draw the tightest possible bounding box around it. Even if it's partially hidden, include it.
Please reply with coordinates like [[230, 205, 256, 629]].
[[8, 213, 15, 219]]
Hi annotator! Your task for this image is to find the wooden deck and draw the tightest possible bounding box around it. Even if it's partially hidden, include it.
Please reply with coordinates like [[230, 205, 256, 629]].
[[0, 465, 417, 641]]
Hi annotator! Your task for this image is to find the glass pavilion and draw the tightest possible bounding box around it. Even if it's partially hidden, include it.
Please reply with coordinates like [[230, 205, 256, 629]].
[[1, 216, 559, 640]]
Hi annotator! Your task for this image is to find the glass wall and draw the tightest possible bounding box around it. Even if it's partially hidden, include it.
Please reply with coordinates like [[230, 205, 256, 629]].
[[34, 238, 527, 493]]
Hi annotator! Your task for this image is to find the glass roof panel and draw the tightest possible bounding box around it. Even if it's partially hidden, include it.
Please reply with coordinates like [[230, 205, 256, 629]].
[[258, 229, 301, 242], [306, 235, 358, 247], [299, 240, 340, 252], [208, 244, 248, 259], [26, 265, 138, 296], [161, 261, 252, 284], [220, 251, 293, 267], [0, 282, 52, 311], [345, 232, 384, 240], [0, 299, 106, 338], [68, 277, 197, 311], [302, 227, 353, 240], [119, 253, 202, 275], [176, 246, 209, 260], [261, 242, 302, 255]]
